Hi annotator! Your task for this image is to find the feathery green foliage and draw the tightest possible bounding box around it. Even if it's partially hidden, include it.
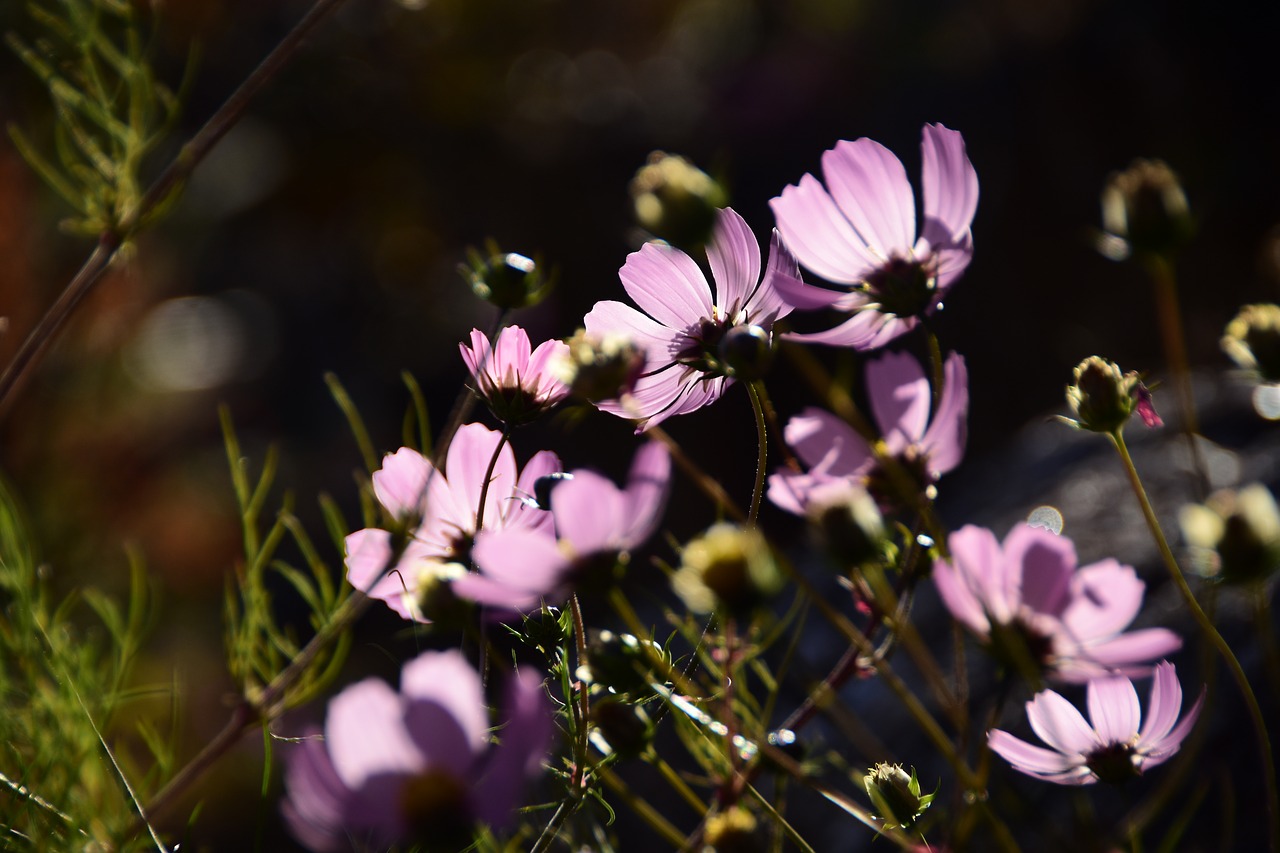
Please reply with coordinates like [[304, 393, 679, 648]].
[[7, 0, 189, 236]]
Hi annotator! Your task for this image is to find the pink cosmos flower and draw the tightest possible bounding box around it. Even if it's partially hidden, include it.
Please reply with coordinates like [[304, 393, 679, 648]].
[[344, 423, 560, 621], [455, 442, 672, 611], [768, 350, 967, 513], [988, 661, 1203, 785], [770, 123, 978, 349], [460, 325, 570, 425], [282, 649, 553, 850], [584, 206, 799, 431], [933, 524, 1182, 682]]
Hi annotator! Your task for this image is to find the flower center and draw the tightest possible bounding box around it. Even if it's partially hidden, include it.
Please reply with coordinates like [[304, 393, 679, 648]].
[[398, 768, 474, 848], [1085, 741, 1141, 785], [862, 257, 937, 319], [675, 317, 733, 376]]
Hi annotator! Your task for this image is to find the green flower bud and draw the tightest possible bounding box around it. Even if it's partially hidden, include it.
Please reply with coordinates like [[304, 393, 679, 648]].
[[630, 152, 728, 253], [577, 629, 670, 699], [703, 806, 763, 853], [1099, 158, 1193, 261], [807, 481, 887, 568], [718, 324, 773, 382], [1064, 356, 1155, 433], [553, 328, 645, 402], [459, 241, 552, 310], [589, 697, 653, 760], [863, 762, 936, 831], [671, 524, 782, 616], [1179, 484, 1280, 584], [1223, 304, 1280, 383]]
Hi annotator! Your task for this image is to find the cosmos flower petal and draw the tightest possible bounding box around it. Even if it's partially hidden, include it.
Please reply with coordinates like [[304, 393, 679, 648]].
[[707, 207, 763, 315], [1026, 689, 1099, 756], [1077, 628, 1183, 671], [445, 423, 518, 531], [584, 300, 683, 360], [471, 668, 554, 829], [931, 551, 991, 635], [866, 351, 931, 446], [553, 470, 626, 553], [326, 679, 423, 790], [919, 353, 969, 475], [372, 447, 436, 519], [781, 311, 895, 348], [821, 137, 917, 257], [401, 650, 490, 776], [771, 175, 878, 284], [465, 527, 569, 602], [1137, 660, 1183, 746], [948, 524, 1018, 624], [987, 729, 1081, 776], [751, 229, 800, 324], [620, 442, 672, 547], [1002, 524, 1076, 617], [1146, 686, 1204, 757], [1087, 676, 1142, 744], [781, 407, 872, 476], [282, 734, 356, 853], [619, 241, 714, 330], [1060, 559, 1145, 642], [931, 240, 974, 292], [920, 123, 979, 248]]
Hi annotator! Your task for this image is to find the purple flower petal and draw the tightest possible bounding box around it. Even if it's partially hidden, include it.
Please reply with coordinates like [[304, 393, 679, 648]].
[[372, 447, 435, 519], [866, 351, 931, 449], [400, 650, 490, 776], [707, 207, 762, 316], [583, 300, 682, 360], [1026, 689, 1099, 756], [1003, 524, 1076, 617], [752, 229, 800, 324], [619, 241, 713, 331], [1086, 675, 1142, 744], [782, 408, 872, 477], [1059, 559, 1145, 642], [1137, 660, 1183, 746], [987, 729, 1081, 776], [821, 137, 917, 258], [771, 175, 878, 284], [326, 679, 423, 790], [619, 441, 671, 547], [282, 733, 355, 853], [1075, 627, 1183, 671], [471, 668, 553, 829], [920, 123, 979, 249], [932, 551, 991, 635], [919, 352, 969, 476]]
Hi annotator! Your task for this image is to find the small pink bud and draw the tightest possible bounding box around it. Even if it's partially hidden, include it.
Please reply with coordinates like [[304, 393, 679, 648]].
[[1135, 383, 1163, 428]]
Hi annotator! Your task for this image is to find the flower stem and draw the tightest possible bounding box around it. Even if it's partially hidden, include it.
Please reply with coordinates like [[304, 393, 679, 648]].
[[0, 0, 354, 418], [1110, 429, 1279, 850], [746, 381, 770, 526]]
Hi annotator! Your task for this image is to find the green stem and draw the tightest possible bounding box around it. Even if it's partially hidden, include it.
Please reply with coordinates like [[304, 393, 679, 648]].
[[473, 426, 511, 538], [746, 381, 769, 527], [1110, 429, 1279, 850]]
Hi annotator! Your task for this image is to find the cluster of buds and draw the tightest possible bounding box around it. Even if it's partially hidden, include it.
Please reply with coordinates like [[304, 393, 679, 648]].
[[630, 151, 728, 252], [671, 523, 783, 616], [1064, 356, 1162, 433], [1098, 158, 1193, 262], [1180, 483, 1280, 584]]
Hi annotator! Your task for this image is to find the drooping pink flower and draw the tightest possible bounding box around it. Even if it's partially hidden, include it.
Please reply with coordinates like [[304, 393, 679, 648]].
[[584, 206, 798, 431], [988, 661, 1203, 785], [282, 649, 553, 850], [344, 423, 560, 621], [460, 325, 570, 425], [455, 442, 672, 612], [770, 123, 978, 350], [933, 524, 1182, 682], [768, 350, 967, 513]]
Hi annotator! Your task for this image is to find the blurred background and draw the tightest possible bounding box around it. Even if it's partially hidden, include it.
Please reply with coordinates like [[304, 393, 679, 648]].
[[1, 0, 1277, 848]]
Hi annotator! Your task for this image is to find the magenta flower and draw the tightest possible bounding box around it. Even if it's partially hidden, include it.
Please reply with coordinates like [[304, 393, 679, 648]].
[[282, 649, 553, 850], [770, 123, 978, 349], [768, 350, 967, 513], [988, 661, 1203, 785], [455, 442, 672, 611], [584, 206, 798, 431], [460, 325, 570, 425], [933, 524, 1182, 682], [344, 423, 560, 621]]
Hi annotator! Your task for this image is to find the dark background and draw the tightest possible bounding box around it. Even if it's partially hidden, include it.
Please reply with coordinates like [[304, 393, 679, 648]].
[[0, 0, 1277, 849]]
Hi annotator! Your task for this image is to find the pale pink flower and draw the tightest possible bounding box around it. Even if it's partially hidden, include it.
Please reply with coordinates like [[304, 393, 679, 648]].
[[584, 206, 798, 431], [282, 649, 553, 850], [768, 350, 967, 513], [455, 442, 672, 611], [988, 661, 1203, 785], [770, 123, 978, 349], [344, 423, 560, 621], [933, 524, 1182, 682], [460, 325, 570, 425]]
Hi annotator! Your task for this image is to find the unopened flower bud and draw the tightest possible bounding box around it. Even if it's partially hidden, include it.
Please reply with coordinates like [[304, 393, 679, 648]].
[[807, 481, 887, 568], [459, 242, 552, 310], [863, 763, 936, 831], [1064, 356, 1153, 433], [405, 560, 467, 625], [1180, 483, 1280, 584], [578, 629, 670, 698], [590, 697, 653, 759], [718, 324, 772, 381], [554, 328, 645, 402], [703, 806, 762, 853], [1099, 159, 1193, 261], [631, 152, 728, 253], [1223, 304, 1280, 383], [672, 524, 782, 616]]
